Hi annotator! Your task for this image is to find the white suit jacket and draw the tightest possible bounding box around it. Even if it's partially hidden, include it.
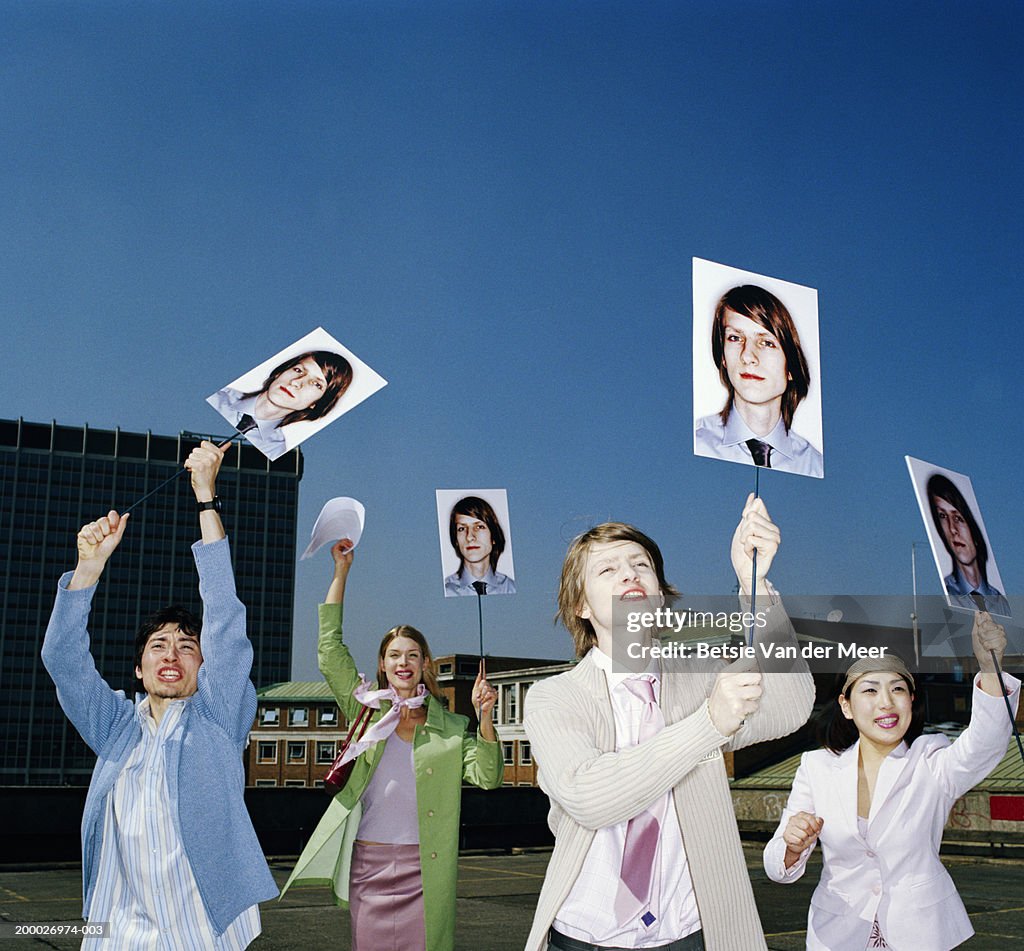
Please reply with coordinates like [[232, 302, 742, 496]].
[[764, 675, 1020, 951]]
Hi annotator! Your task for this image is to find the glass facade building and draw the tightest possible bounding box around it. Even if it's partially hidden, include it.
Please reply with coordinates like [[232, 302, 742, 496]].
[[0, 418, 302, 785]]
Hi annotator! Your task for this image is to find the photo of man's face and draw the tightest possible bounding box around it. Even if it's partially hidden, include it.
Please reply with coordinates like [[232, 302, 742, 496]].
[[691, 258, 824, 479], [454, 513, 493, 568], [435, 488, 517, 598], [906, 456, 1012, 620], [721, 308, 791, 410], [931, 494, 977, 569], [261, 356, 330, 417], [206, 326, 388, 462]]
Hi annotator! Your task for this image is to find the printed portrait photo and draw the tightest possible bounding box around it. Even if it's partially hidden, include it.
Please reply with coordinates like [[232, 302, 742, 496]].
[[206, 326, 387, 461], [906, 456, 1011, 619], [692, 257, 824, 478], [435, 488, 517, 598]]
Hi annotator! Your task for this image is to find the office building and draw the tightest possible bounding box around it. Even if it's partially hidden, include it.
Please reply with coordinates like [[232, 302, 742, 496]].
[[0, 417, 302, 785]]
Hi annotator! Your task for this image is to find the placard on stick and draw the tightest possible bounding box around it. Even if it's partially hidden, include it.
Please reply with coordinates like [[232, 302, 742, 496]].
[[692, 258, 824, 478], [435, 489, 517, 598], [207, 327, 387, 461], [906, 456, 1011, 618]]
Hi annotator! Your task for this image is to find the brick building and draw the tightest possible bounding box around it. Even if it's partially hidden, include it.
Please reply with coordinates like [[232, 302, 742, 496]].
[[247, 682, 344, 788], [247, 655, 567, 787]]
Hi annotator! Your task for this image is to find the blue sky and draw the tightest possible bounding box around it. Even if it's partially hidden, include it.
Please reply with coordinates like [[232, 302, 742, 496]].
[[3, 1, 1021, 680]]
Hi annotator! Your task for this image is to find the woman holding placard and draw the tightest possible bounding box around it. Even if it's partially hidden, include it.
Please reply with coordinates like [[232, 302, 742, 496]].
[[282, 540, 502, 951], [763, 612, 1018, 949]]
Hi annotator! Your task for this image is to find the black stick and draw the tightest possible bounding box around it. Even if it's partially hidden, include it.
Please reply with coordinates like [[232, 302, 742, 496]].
[[474, 588, 486, 721], [747, 466, 760, 649], [120, 437, 237, 516]]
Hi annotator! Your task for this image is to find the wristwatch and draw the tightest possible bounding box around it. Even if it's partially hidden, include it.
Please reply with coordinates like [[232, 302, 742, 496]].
[[196, 497, 222, 513]]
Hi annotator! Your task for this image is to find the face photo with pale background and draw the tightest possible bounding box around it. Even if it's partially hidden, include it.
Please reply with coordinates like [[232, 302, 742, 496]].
[[435, 489, 517, 597], [906, 456, 1011, 619], [207, 326, 387, 461], [692, 258, 824, 478]]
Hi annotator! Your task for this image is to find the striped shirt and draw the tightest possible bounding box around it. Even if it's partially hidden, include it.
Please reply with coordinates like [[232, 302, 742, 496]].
[[553, 648, 700, 948], [83, 697, 261, 951]]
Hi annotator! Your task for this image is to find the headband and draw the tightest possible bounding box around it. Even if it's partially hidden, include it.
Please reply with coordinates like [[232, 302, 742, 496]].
[[841, 654, 915, 697]]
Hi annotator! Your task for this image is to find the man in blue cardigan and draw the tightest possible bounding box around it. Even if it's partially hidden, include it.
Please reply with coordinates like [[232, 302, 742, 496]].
[[41, 440, 278, 947]]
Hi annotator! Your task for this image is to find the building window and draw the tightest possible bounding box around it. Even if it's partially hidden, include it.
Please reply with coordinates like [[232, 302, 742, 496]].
[[313, 780, 325, 788], [255, 779, 277, 787], [319, 707, 338, 727], [503, 686, 518, 724], [519, 741, 532, 765], [289, 708, 308, 727], [438, 662, 453, 675], [257, 741, 277, 764], [260, 707, 279, 726], [502, 741, 514, 766], [287, 741, 306, 763], [284, 779, 306, 787], [316, 741, 335, 764]]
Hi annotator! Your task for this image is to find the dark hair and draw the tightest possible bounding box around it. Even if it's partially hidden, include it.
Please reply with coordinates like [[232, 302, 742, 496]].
[[377, 625, 442, 700], [133, 606, 202, 690], [448, 497, 505, 573], [926, 473, 988, 583], [557, 522, 681, 659], [245, 350, 353, 428], [711, 285, 810, 431], [817, 671, 924, 754]]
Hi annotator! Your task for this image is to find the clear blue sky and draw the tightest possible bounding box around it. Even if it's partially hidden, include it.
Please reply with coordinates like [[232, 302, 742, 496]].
[[3, 1, 1021, 681]]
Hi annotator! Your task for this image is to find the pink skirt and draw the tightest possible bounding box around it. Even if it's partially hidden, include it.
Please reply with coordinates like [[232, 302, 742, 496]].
[[349, 842, 426, 951]]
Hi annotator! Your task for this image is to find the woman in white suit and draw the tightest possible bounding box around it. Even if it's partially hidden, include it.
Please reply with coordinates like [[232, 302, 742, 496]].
[[764, 612, 1018, 950]]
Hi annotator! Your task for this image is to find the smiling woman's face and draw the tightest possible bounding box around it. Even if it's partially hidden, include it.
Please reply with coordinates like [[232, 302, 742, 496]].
[[379, 635, 425, 697], [839, 671, 913, 748], [265, 356, 328, 414]]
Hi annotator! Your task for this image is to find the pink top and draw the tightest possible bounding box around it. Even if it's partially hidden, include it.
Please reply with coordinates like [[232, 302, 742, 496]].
[[356, 733, 420, 844]]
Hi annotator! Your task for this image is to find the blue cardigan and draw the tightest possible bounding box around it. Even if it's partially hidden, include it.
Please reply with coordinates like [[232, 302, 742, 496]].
[[41, 537, 279, 935]]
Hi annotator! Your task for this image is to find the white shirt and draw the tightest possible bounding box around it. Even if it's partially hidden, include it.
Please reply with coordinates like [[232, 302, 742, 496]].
[[553, 648, 701, 947], [84, 698, 261, 950], [694, 411, 823, 478]]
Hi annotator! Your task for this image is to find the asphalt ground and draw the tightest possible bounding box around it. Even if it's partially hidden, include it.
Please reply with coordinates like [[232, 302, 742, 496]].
[[1, 845, 1022, 950]]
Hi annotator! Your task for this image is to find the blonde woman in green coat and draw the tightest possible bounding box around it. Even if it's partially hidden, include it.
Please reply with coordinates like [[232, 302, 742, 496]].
[[282, 540, 503, 951]]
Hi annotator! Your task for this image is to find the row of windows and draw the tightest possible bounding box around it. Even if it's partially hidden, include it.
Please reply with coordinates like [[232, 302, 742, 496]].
[[256, 739, 336, 765], [500, 740, 532, 766], [258, 706, 339, 728], [254, 779, 324, 788]]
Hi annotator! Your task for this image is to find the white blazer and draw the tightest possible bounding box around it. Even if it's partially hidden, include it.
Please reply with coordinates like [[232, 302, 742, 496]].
[[764, 675, 1019, 951]]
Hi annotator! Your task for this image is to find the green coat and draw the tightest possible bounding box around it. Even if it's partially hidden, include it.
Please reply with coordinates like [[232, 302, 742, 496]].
[[282, 603, 502, 951]]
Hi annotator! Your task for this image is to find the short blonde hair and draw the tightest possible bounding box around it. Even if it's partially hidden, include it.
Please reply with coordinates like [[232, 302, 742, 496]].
[[377, 625, 442, 700], [557, 522, 680, 658]]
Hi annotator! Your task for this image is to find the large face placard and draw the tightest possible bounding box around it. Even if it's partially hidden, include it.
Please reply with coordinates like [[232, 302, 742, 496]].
[[207, 327, 387, 460], [693, 258, 823, 478], [906, 456, 1011, 618], [435, 488, 517, 598]]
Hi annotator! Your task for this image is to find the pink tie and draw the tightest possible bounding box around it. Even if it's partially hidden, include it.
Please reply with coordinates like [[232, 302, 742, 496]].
[[615, 676, 666, 927]]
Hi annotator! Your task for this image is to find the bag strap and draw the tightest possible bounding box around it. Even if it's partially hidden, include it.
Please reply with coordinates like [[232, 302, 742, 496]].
[[341, 702, 373, 746]]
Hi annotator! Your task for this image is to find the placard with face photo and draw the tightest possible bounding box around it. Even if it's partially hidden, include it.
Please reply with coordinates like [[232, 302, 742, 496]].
[[692, 257, 824, 478], [906, 456, 1011, 618], [206, 327, 387, 461], [435, 489, 517, 598]]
